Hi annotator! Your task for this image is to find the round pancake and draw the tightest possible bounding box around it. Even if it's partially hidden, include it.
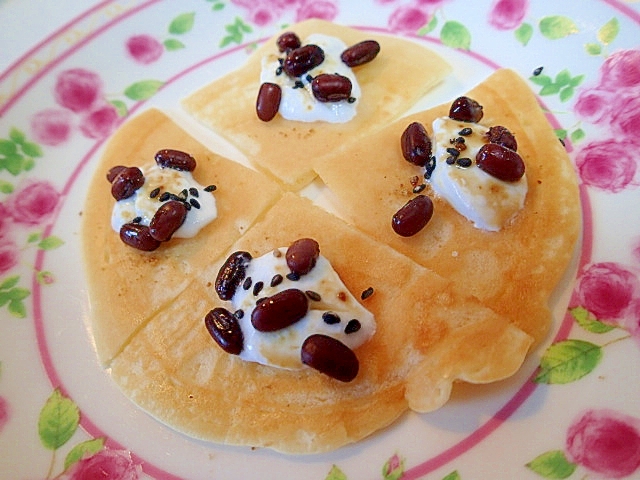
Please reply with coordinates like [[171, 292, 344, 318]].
[[83, 58, 578, 453]]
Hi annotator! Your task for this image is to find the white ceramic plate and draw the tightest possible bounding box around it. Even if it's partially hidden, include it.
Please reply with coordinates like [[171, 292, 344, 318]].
[[1, 1, 640, 479]]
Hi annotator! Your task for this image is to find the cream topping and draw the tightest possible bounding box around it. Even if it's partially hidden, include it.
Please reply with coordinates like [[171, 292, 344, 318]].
[[111, 164, 217, 238], [231, 249, 375, 370], [429, 117, 527, 231], [260, 33, 361, 123]]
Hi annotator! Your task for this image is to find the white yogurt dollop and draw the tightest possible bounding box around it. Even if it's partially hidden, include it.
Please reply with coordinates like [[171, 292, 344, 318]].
[[231, 249, 375, 370], [429, 117, 527, 231], [260, 33, 361, 123], [111, 164, 217, 238]]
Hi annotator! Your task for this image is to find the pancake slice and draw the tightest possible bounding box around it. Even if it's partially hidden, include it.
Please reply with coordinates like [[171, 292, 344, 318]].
[[82, 108, 282, 364], [182, 19, 451, 190], [314, 69, 581, 344], [109, 193, 532, 453]]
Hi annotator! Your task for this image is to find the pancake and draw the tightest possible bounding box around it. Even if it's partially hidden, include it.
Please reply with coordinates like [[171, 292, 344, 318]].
[[81, 108, 282, 364], [314, 69, 582, 344], [109, 193, 532, 454], [182, 19, 451, 190]]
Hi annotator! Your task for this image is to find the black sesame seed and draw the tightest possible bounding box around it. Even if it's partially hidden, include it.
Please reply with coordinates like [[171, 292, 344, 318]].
[[455, 136, 465, 144], [270, 274, 283, 287], [424, 157, 436, 179], [305, 74, 313, 83], [189, 187, 199, 197], [275, 66, 283, 76], [458, 127, 473, 136], [533, 66, 544, 76], [345, 319, 361, 334], [286, 272, 300, 281], [446, 147, 460, 157], [132, 216, 142, 224], [278, 58, 284, 65], [361, 287, 374, 300], [243, 276, 252, 290], [169, 193, 181, 202], [322, 312, 341, 325], [204, 185, 217, 192], [456, 157, 472, 168], [305, 290, 321, 301], [234, 309, 244, 319], [189, 198, 201, 209], [413, 184, 426, 194], [183, 201, 192, 211], [149, 187, 160, 198], [159, 192, 171, 202], [252, 281, 264, 296], [293, 80, 304, 89], [347, 97, 356, 103], [446, 156, 456, 165], [179, 189, 188, 200]]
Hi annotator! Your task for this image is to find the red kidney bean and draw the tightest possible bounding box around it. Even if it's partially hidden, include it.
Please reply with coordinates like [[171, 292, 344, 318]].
[[148, 200, 188, 242], [251, 289, 308, 332], [154, 149, 196, 172], [449, 96, 484, 123], [301, 334, 359, 382], [205, 307, 244, 355], [475, 143, 525, 182], [286, 238, 320, 276], [400, 122, 432, 167], [392, 195, 434, 237], [283, 44, 325, 77], [215, 251, 252, 301], [119, 223, 161, 251], [106, 165, 127, 183], [340, 39, 380, 67], [111, 167, 144, 201], [311, 74, 352, 103], [276, 31, 301, 52], [486, 125, 518, 151], [256, 82, 282, 122]]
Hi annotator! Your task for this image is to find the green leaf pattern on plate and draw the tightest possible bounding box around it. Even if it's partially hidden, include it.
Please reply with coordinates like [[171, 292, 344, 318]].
[[440, 21, 472, 50], [38, 389, 80, 451], [526, 450, 577, 479], [539, 16, 579, 40]]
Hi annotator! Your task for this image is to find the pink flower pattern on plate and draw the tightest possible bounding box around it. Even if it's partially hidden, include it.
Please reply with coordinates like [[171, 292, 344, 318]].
[[576, 262, 640, 323], [231, 0, 338, 26], [60, 448, 142, 480], [30, 68, 118, 145], [0, 396, 9, 434], [79, 103, 120, 140], [388, 5, 430, 33], [574, 48, 640, 192], [5, 180, 61, 227], [54, 68, 103, 114], [0, 240, 19, 275], [126, 34, 164, 64], [566, 409, 640, 478], [30, 108, 73, 147], [487, 0, 529, 30], [574, 140, 637, 193], [385, 0, 449, 33]]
